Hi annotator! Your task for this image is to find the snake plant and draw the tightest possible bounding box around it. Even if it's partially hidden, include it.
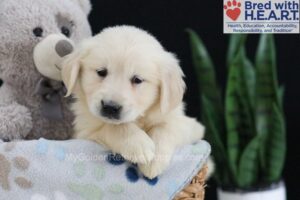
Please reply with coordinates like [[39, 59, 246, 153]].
[[187, 30, 286, 189]]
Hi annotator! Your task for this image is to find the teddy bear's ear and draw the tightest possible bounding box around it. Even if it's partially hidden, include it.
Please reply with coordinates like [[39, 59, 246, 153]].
[[72, 0, 92, 15]]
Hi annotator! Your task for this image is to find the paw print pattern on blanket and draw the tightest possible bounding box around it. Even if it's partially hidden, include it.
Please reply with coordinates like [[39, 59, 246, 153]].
[[73, 161, 105, 181], [0, 142, 33, 191], [36, 139, 66, 161], [69, 158, 128, 199], [68, 183, 103, 200], [68, 162, 106, 200], [106, 153, 159, 185]]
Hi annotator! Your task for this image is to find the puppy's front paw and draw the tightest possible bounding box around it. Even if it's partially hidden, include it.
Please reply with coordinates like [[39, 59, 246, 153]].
[[138, 153, 172, 179], [120, 134, 155, 164]]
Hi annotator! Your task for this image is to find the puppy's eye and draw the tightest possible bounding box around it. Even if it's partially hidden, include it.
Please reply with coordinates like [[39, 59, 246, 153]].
[[96, 69, 108, 77], [131, 76, 144, 84]]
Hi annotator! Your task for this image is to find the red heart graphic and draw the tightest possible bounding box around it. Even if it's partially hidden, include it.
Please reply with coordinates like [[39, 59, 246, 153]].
[[226, 8, 241, 21]]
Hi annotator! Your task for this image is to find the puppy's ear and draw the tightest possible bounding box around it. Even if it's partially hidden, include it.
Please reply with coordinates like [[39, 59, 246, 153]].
[[61, 51, 82, 97], [159, 53, 186, 114]]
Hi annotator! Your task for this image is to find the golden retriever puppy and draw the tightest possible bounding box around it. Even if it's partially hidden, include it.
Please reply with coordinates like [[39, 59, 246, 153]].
[[62, 25, 205, 178]]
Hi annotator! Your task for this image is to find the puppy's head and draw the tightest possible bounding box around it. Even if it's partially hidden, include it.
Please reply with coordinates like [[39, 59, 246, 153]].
[[62, 26, 185, 124]]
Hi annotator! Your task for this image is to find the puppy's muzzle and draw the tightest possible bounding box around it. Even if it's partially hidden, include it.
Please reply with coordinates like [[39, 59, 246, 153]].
[[101, 100, 122, 119]]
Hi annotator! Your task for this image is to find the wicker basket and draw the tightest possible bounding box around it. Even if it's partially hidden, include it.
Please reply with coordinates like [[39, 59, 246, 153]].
[[174, 165, 208, 200]]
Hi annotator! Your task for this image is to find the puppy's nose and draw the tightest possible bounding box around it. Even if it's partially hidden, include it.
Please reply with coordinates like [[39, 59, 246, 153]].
[[101, 100, 122, 119], [55, 39, 74, 57]]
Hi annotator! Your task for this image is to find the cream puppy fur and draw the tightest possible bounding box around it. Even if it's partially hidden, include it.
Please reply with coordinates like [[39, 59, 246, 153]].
[[62, 26, 205, 178]]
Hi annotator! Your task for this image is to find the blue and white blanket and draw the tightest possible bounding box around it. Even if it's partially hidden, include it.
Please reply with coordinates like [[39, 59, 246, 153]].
[[0, 139, 210, 200]]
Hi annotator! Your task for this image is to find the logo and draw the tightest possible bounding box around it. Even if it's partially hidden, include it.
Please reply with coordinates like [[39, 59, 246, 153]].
[[224, 0, 242, 21], [224, 0, 300, 34]]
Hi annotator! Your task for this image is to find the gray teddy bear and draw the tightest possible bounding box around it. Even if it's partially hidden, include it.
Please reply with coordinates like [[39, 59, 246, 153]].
[[0, 0, 92, 141]]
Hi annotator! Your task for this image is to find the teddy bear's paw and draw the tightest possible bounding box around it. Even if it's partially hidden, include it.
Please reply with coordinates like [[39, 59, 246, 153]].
[[0, 103, 32, 140], [138, 154, 172, 179], [0, 130, 21, 143], [119, 134, 155, 164]]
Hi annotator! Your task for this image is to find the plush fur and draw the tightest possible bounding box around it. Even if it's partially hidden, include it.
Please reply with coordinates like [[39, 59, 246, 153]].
[[62, 26, 206, 178], [0, 0, 92, 141]]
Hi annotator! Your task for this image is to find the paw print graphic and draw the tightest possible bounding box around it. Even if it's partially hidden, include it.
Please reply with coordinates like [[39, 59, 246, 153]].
[[36, 139, 67, 161], [0, 142, 33, 191], [106, 153, 159, 185], [68, 159, 120, 200], [224, 0, 241, 21]]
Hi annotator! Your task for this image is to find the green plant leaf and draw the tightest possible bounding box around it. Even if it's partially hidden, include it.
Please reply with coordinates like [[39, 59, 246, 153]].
[[227, 34, 247, 67], [264, 103, 286, 183], [239, 49, 256, 149], [225, 55, 240, 181], [255, 34, 280, 172], [237, 136, 260, 188], [242, 54, 256, 109], [278, 85, 285, 110], [186, 29, 223, 112], [202, 95, 229, 185], [227, 35, 255, 110], [186, 29, 226, 183], [225, 49, 256, 184]]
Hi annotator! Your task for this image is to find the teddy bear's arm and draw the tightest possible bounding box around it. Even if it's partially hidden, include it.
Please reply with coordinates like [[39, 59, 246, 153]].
[[0, 85, 32, 141]]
